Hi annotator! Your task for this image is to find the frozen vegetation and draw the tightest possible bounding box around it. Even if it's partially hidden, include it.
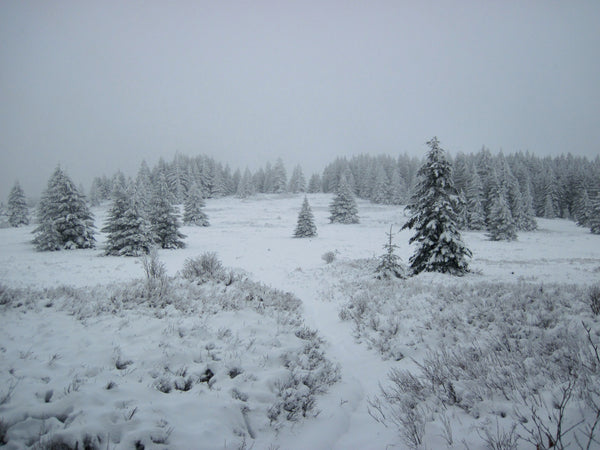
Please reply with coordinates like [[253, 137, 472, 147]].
[[1, 193, 599, 449]]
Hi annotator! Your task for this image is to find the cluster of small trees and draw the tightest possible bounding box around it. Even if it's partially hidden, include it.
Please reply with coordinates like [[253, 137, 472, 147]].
[[30, 167, 203, 255]]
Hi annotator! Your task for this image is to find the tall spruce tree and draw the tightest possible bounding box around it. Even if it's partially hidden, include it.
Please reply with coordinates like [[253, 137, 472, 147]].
[[402, 138, 471, 275], [7, 180, 29, 227], [102, 182, 153, 256], [294, 196, 317, 238], [149, 173, 186, 249], [33, 167, 95, 251], [329, 172, 359, 224], [183, 182, 209, 226]]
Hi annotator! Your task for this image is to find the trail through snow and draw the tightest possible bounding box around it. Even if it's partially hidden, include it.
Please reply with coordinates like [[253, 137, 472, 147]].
[[245, 262, 399, 449]]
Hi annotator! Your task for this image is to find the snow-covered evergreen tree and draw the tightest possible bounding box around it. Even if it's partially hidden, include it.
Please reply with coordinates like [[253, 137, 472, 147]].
[[375, 226, 406, 279], [590, 195, 600, 235], [236, 168, 256, 198], [272, 158, 288, 193], [543, 192, 556, 219], [293, 196, 317, 238], [32, 167, 95, 251], [518, 179, 538, 231], [7, 180, 29, 227], [135, 160, 153, 216], [329, 173, 359, 224], [402, 137, 471, 275], [288, 165, 306, 193], [102, 181, 153, 256], [389, 168, 407, 205], [370, 164, 390, 204], [465, 168, 486, 230], [575, 189, 592, 227], [307, 173, 322, 193], [149, 173, 186, 249], [183, 182, 209, 226], [455, 190, 468, 230], [486, 190, 517, 241]]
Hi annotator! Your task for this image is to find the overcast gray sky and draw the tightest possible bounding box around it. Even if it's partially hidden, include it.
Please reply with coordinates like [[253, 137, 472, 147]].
[[1, 0, 599, 200]]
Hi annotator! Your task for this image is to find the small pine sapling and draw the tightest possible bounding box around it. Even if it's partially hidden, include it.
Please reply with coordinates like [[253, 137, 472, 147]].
[[375, 225, 406, 279]]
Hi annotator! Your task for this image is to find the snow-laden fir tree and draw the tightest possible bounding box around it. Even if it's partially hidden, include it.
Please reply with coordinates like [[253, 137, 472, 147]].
[[375, 225, 406, 279], [7, 180, 29, 227], [486, 189, 517, 241], [307, 173, 322, 193], [236, 168, 256, 198], [402, 137, 471, 275], [102, 181, 153, 256], [389, 168, 407, 206], [543, 192, 556, 219], [183, 182, 209, 226], [370, 164, 390, 204], [294, 196, 317, 238], [465, 168, 486, 230], [329, 172, 359, 224], [149, 173, 186, 249], [32, 167, 95, 251], [288, 164, 306, 193], [518, 180, 538, 231], [575, 189, 592, 227], [272, 158, 288, 193], [590, 195, 600, 235]]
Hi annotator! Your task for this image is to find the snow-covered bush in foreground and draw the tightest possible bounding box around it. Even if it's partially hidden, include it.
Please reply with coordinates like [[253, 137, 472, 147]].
[[0, 259, 339, 449], [335, 261, 600, 449]]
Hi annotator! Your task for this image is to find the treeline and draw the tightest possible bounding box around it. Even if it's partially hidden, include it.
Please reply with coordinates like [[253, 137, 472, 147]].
[[88, 154, 309, 206], [88, 149, 599, 227]]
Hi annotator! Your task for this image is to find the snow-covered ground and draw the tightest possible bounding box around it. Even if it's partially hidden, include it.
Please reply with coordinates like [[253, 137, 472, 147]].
[[1, 194, 599, 449]]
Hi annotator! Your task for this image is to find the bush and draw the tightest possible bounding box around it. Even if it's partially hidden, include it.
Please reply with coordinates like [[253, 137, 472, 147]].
[[141, 248, 170, 305], [321, 251, 336, 264], [181, 252, 225, 283]]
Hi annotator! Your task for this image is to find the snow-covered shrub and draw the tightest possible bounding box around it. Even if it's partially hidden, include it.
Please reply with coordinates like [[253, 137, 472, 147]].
[[0, 258, 340, 448], [332, 258, 600, 447], [268, 333, 340, 425], [181, 252, 225, 283], [321, 251, 336, 264], [141, 248, 170, 305]]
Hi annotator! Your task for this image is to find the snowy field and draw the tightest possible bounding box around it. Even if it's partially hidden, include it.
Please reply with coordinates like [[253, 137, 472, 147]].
[[1, 194, 600, 449]]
